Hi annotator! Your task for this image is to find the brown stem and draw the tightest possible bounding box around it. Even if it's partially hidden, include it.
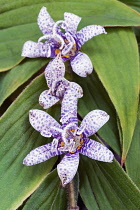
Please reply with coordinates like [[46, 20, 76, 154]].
[[67, 180, 79, 210]]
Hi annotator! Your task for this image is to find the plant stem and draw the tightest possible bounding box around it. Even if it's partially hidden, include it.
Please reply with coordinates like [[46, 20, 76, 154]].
[[67, 180, 79, 210]]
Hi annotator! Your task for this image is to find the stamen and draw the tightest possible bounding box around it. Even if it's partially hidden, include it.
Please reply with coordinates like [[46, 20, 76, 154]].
[[68, 141, 76, 152], [62, 123, 77, 143], [47, 45, 51, 58], [51, 138, 58, 150], [48, 88, 52, 94], [52, 20, 65, 50], [61, 32, 76, 55], [73, 128, 77, 136], [60, 141, 65, 147], [54, 34, 65, 50], [67, 139, 74, 146], [77, 126, 86, 135], [55, 49, 61, 55], [38, 34, 53, 43], [38, 33, 64, 50], [52, 20, 64, 35]]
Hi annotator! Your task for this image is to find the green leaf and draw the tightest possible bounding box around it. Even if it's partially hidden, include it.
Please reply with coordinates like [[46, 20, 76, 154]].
[[70, 69, 121, 155], [83, 27, 139, 162], [125, 103, 140, 188], [119, 0, 140, 13], [0, 58, 48, 106], [0, 23, 42, 71], [0, 74, 59, 210], [1, 0, 140, 29], [0, 0, 47, 13], [23, 170, 67, 210], [79, 156, 140, 209], [118, 0, 140, 40], [1, 0, 140, 71]]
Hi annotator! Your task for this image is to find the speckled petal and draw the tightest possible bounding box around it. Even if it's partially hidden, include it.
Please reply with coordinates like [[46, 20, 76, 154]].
[[80, 138, 114, 162], [57, 152, 79, 185], [61, 83, 83, 127], [62, 12, 81, 34], [76, 25, 107, 48], [22, 41, 51, 58], [29, 109, 62, 138], [70, 52, 93, 77], [61, 32, 75, 55], [23, 142, 64, 166], [45, 55, 65, 88], [78, 110, 109, 137], [69, 82, 83, 98], [37, 7, 55, 35], [39, 90, 59, 109]]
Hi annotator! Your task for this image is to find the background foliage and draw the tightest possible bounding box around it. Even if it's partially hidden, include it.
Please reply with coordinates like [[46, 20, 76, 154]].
[[0, 0, 139, 209]]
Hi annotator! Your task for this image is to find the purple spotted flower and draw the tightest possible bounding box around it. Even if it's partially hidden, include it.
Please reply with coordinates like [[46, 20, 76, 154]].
[[23, 94, 114, 185], [22, 7, 107, 77], [39, 54, 83, 109]]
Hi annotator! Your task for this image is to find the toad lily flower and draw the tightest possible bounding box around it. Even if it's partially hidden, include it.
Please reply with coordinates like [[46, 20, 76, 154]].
[[22, 7, 107, 77], [23, 108, 114, 185], [39, 54, 83, 109]]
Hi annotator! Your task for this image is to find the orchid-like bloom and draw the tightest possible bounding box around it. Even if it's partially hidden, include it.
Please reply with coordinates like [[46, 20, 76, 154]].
[[39, 54, 83, 109], [23, 100, 114, 185], [22, 7, 107, 77]]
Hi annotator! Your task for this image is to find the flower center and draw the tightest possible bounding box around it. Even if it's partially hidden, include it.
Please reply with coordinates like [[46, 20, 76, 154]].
[[51, 79, 69, 98], [55, 42, 77, 58], [60, 123, 84, 153], [38, 20, 77, 58]]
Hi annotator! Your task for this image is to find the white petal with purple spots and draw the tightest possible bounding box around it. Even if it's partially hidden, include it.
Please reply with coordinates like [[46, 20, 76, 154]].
[[37, 7, 55, 35], [45, 55, 65, 88], [78, 110, 109, 137], [61, 84, 83, 126], [62, 12, 81, 35], [69, 82, 83, 98], [57, 152, 79, 185], [70, 52, 93, 77], [23, 142, 64, 166], [80, 138, 114, 162], [76, 25, 107, 48], [39, 90, 59, 109], [29, 109, 62, 138], [21, 41, 51, 58]]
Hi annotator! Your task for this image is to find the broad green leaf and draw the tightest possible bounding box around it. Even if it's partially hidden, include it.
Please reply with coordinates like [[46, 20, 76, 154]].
[[0, 23, 42, 71], [1, 0, 140, 71], [79, 156, 140, 209], [119, 0, 140, 13], [1, 0, 140, 29], [70, 69, 121, 155], [0, 74, 60, 210], [125, 103, 140, 188], [82, 27, 139, 163], [0, 0, 47, 13], [23, 170, 67, 210], [119, 0, 140, 40], [0, 58, 48, 106]]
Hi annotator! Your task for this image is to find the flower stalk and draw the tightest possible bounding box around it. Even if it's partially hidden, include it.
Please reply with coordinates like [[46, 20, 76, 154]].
[[67, 180, 79, 210]]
